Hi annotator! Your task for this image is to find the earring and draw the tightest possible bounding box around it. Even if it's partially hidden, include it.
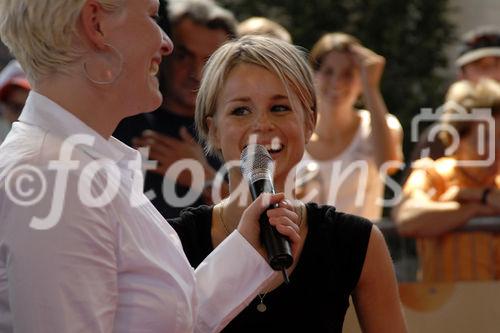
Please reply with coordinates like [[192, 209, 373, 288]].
[[83, 43, 123, 85]]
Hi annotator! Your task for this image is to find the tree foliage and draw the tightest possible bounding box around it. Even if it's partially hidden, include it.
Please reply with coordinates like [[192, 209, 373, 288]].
[[219, 0, 455, 161]]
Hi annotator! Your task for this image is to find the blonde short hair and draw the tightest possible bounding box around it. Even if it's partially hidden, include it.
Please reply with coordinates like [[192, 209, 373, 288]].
[[237, 17, 292, 43], [0, 0, 125, 82], [195, 35, 317, 158], [309, 32, 361, 71], [440, 79, 500, 146]]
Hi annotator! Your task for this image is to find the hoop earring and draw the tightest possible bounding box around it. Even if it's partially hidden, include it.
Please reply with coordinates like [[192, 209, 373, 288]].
[[83, 43, 123, 85]]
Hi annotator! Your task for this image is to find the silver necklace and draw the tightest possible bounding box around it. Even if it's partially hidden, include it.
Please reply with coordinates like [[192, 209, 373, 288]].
[[217, 200, 305, 313]]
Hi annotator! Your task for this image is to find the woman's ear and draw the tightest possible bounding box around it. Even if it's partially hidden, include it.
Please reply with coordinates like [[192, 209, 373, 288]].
[[79, 0, 107, 49], [206, 116, 221, 149]]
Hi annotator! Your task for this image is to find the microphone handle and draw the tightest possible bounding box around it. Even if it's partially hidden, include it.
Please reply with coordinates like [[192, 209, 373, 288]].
[[249, 179, 293, 272]]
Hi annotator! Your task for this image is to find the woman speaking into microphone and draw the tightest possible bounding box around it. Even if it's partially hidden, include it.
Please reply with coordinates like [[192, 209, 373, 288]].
[[170, 35, 407, 332]]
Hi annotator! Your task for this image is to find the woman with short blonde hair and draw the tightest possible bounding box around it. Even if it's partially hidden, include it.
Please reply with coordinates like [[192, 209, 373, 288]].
[[172, 35, 407, 332], [0, 1, 300, 331], [195, 35, 316, 157]]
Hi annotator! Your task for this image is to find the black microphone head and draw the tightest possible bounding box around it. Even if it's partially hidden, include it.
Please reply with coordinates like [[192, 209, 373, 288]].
[[240, 144, 274, 185]]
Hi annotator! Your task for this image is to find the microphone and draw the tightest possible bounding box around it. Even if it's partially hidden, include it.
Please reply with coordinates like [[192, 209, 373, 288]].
[[240, 144, 293, 283]]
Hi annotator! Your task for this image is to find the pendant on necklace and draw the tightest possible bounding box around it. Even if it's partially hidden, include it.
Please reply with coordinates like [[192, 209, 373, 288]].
[[256, 292, 268, 312], [256, 302, 267, 312]]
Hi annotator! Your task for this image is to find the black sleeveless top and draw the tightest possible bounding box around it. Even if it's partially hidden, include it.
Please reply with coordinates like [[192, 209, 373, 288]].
[[169, 203, 372, 333]]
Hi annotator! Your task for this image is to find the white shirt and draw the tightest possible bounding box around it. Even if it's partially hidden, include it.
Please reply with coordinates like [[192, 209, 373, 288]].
[[0, 92, 275, 333], [300, 110, 402, 220]]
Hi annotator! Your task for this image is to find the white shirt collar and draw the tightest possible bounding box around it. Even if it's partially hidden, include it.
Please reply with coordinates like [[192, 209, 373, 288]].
[[18, 91, 138, 162]]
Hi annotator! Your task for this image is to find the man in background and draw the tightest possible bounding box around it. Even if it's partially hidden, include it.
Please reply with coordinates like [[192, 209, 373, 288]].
[[114, 0, 236, 218]]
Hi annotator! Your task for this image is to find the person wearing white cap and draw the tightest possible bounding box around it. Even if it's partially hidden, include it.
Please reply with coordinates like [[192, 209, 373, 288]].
[[456, 25, 500, 82], [408, 25, 500, 164]]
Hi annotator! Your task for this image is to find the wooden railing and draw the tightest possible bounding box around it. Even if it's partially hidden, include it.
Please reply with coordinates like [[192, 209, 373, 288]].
[[374, 216, 500, 282]]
